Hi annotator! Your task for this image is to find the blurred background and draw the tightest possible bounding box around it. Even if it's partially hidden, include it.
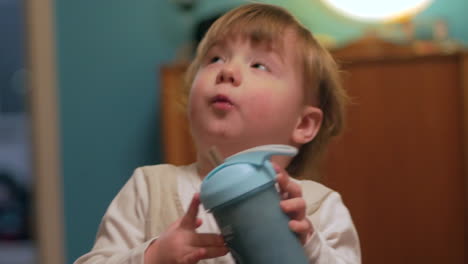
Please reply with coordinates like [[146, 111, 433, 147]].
[[1, 0, 467, 263]]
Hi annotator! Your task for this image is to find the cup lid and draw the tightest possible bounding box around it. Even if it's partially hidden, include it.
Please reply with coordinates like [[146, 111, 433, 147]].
[[200, 145, 297, 210]]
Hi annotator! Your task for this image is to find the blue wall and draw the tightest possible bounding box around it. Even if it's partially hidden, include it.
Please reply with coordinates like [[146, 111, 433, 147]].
[[54, 0, 189, 262], [55, 0, 467, 262], [194, 0, 468, 46], [417, 0, 468, 43]]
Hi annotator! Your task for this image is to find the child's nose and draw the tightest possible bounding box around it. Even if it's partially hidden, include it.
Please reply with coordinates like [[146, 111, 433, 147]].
[[216, 66, 241, 87]]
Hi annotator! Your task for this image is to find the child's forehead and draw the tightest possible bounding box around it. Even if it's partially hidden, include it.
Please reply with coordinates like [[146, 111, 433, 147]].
[[211, 34, 276, 51], [204, 26, 296, 56]]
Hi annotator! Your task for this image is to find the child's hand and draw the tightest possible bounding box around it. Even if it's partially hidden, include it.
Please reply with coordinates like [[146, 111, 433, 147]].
[[274, 163, 313, 245], [144, 193, 229, 264]]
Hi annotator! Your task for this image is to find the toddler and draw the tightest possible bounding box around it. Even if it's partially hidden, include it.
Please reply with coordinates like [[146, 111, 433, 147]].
[[75, 3, 361, 264]]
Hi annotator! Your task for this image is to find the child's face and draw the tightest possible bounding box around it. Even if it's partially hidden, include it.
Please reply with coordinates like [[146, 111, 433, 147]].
[[188, 30, 306, 156]]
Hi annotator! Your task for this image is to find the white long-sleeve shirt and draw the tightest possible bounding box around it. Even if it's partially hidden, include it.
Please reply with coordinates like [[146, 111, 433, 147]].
[[75, 164, 361, 264]]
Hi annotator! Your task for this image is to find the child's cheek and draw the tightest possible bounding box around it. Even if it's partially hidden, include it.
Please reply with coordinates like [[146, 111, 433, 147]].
[[187, 85, 204, 119], [243, 91, 275, 120]]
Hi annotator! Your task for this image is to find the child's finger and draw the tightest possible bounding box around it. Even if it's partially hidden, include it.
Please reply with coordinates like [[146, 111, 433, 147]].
[[182, 245, 229, 263], [274, 163, 302, 198], [181, 193, 201, 229], [195, 218, 203, 228], [287, 181, 303, 198], [280, 197, 306, 220], [289, 219, 312, 234], [289, 219, 313, 244], [191, 233, 225, 247], [273, 163, 289, 193], [182, 248, 205, 264], [201, 245, 230, 259]]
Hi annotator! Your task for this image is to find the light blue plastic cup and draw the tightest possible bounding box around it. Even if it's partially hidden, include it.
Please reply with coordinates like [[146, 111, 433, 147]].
[[200, 145, 308, 264]]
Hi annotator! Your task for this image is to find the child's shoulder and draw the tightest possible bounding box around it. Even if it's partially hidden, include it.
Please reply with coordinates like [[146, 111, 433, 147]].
[[295, 178, 333, 193], [133, 163, 196, 184], [136, 163, 194, 176], [293, 179, 336, 215]]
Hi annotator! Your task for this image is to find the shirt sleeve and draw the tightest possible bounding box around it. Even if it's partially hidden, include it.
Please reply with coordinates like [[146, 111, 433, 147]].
[[303, 192, 361, 264], [74, 168, 156, 264]]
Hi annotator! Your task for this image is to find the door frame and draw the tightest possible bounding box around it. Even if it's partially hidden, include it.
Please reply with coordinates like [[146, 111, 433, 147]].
[[25, 0, 65, 263]]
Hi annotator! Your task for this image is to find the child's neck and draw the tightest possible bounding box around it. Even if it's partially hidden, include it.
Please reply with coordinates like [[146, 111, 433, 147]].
[[195, 152, 218, 179], [194, 144, 244, 179]]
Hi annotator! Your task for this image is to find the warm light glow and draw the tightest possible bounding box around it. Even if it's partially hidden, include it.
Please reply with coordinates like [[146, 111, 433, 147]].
[[322, 0, 433, 21]]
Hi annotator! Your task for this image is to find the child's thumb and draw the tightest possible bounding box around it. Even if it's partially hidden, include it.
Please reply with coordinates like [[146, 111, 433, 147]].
[[180, 193, 201, 229]]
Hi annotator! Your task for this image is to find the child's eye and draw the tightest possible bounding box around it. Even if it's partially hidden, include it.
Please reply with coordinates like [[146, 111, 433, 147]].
[[210, 56, 224, 64], [251, 62, 268, 71]]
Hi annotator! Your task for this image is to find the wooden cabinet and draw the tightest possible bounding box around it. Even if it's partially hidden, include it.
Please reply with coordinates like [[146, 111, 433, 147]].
[[160, 65, 196, 165], [160, 51, 468, 264], [322, 52, 468, 264]]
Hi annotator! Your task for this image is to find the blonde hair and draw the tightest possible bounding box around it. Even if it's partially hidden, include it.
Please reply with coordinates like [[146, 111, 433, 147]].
[[184, 3, 348, 180]]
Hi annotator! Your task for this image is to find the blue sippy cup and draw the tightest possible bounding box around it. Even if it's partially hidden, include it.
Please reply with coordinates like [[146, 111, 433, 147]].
[[200, 145, 308, 264]]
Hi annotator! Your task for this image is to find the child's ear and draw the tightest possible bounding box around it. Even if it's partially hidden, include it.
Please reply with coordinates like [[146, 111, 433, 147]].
[[291, 106, 323, 144]]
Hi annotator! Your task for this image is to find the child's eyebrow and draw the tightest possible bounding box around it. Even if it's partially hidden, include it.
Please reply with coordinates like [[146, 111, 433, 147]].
[[203, 36, 286, 64], [205, 39, 227, 53], [252, 43, 286, 64]]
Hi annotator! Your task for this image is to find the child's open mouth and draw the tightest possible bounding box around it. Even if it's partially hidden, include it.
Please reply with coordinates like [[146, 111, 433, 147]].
[[211, 94, 235, 110]]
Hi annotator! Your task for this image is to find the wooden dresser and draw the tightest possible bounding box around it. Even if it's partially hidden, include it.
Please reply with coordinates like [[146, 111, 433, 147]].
[[323, 50, 468, 264], [160, 45, 468, 264]]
